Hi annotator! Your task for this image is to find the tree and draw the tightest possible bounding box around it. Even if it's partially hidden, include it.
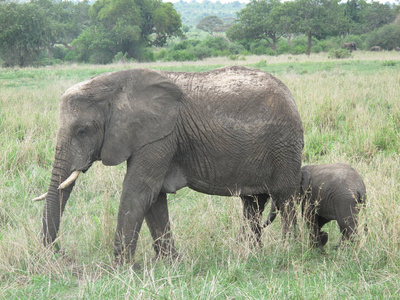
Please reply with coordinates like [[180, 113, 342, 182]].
[[227, 0, 283, 51], [33, 0, 90, 60], [366, 23, 400, 50], [196, 15, 223, 35], [343, 0, 396, 34], [74, 0, 182, 63], [0, 2, 52, 66], [151, 2, 183, 46], [363, 2, 396, 33], [282, 0, 350, 55]]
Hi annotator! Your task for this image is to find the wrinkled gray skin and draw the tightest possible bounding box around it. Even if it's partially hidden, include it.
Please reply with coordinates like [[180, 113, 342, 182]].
[[41, 66, 304, 262], [341, 42, 357, 52], [265, 163, 366, 248]]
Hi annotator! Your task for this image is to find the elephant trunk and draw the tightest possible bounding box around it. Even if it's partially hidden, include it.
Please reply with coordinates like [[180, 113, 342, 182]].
[[42, 147, 75, 247]]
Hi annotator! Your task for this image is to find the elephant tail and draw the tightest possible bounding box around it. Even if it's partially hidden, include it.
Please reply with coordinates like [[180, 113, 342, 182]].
[[357, 190, 367, 205], [356, 189, 368, 234]]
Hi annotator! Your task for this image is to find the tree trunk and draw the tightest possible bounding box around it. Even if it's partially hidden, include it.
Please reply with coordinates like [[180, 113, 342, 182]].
[[287, 34, 292, 45]]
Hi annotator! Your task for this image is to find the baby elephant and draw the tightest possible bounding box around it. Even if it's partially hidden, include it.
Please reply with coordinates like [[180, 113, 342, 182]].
[[265, 163, 366, 248]]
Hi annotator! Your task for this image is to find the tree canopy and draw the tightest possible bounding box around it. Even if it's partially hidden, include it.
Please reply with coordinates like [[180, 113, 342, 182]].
[[227, 0, 283, 51], [74, 0, 182, 63], [227, 0, 398, 55], [0, 0, 182, 66], [196, 15, 224, 35], [0, 2, 53, 66]]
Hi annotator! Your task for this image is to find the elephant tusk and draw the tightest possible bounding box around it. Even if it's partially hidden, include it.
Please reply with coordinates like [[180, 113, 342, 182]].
[[32, 192, 48, 202], [58, 171, 81, 190]]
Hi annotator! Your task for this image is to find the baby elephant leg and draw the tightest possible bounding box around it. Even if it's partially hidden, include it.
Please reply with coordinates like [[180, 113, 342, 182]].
[[337, 214, 358, 244], [317, 216, 330, 247]]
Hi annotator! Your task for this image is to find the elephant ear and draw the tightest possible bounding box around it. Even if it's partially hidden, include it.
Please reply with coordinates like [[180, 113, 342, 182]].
[[300, 167, 311, 196], [101, 69, 182, 166]]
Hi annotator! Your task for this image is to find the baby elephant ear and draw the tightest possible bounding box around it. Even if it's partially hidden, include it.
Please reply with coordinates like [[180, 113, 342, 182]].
[[300, 168, 311, 195], [101, 69, 182, 166]]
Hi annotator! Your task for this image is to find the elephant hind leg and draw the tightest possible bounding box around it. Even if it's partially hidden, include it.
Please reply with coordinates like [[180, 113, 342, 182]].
[[145, 193, 179, 260], [275, 195, 297, 240], [337, 215, 358, 243], [240, 194, 269, 247]]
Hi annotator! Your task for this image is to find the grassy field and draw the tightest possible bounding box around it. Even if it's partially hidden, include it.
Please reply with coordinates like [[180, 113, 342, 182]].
[[1, 52, 399, 299]]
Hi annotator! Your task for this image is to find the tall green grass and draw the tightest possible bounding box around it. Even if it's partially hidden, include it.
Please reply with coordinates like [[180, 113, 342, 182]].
[[1, 52, 399, 299]]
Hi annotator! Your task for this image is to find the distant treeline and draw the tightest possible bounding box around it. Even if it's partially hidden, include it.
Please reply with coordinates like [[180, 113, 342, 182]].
[[0, 0, 398, 67]]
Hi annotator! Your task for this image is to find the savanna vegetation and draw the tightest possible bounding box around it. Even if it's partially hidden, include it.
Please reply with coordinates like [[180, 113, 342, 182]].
[[1, 52, 399, 298], [0, 0, 399, 67]]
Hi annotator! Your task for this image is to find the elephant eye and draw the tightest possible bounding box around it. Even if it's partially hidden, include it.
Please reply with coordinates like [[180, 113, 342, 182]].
[[76, 126, 88, 137]]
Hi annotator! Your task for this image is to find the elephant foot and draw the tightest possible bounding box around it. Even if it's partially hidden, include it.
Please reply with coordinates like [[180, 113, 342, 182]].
[[113, 255, 142, 271], [153, 241, 180, 261], [320, 231, 328, 247], [310, 231, 328, 249], [152, 246, 181, 264]]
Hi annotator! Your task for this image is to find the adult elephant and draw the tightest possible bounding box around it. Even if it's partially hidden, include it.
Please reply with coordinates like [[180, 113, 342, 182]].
[[342, 42, 357, 52], [34, 66, 304, 263], [370, 46, 381, 51]]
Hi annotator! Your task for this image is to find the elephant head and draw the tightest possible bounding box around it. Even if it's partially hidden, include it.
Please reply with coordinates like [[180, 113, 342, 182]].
[[38, 69, 182, 247]]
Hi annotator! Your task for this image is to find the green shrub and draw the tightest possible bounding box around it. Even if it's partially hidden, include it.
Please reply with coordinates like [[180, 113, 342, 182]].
[[193, 45, 213, 60], [292, 45, 307, 55], [112, 52, 130, 63], [64, 51, 78, 62], [163, 49, 197, 61], [249, 40, 270, 55], [366, 24, 400, 50], [228, 54, 246, 61], [382, 60, 397, 67], [276, 39, 291, 54], [328, 49, 352, 59], [228, 42, 246, 55], [199, 36, 229, 53], [315, 37, 341, 52]]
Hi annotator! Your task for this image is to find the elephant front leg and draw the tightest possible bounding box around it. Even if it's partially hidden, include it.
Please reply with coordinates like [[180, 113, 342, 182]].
[[113, 187, 147, 263], [113, 144, 176, 264], [145, 193, 179, 260]]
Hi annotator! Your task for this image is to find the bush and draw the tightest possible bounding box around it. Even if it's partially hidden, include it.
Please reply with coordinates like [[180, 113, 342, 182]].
[[113, 52, 131, 63], [199, 36, 229, 53], [292, 45, 307, 55], [315, 37, 341, 52], [192, 45, 213, 60], [163, 49, 197, 61], [249, 40, 270, 55], [170, 39, 200, 51], [228, 42, 246, 55], [64, 51, 78, 62], [366, 24, 400, 50], [52, 46, 69, 60], [328, 49, 352, 59], [276, 39, 291, 54]]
